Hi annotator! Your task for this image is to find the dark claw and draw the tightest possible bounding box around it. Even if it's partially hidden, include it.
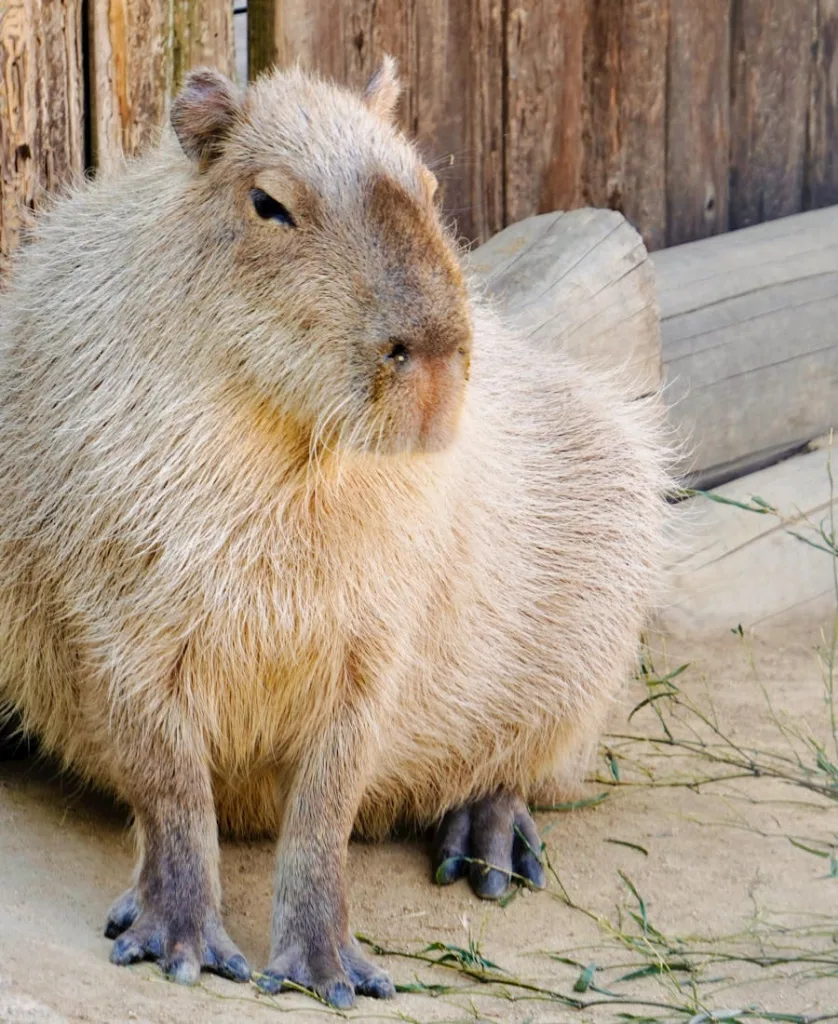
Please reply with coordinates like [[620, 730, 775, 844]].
[[514, 841, 547, 889], [164, 951, 201, 986], [354, 972, 396, 999], [255, 969, 285, 995], [110, 933, 146, 966], [341, 939, 396, 999], [435, 852, 468, 885], [470, 861, 510, 900], [432, 805, 471, 885], [512, 806, 547, 890], [320, 979, 355, 1010], [106, 900, 250, 985], [215, 952, 251, 983], [256, 968, 356, 1009], [258, 941, 393, 1006], [105, 888, 141, 939]]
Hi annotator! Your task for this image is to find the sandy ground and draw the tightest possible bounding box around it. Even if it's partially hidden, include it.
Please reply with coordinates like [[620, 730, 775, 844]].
[[2, 623, 836, 1024]]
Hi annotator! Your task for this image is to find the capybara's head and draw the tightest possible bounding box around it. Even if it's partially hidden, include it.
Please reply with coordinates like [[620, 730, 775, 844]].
[[170, 59, 473, 456]]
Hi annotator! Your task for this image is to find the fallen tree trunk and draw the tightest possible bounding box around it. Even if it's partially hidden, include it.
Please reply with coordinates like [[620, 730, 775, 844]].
[[653, 206, 838, 488], [474, 205, 838, 493], [469, 208, 662, 397]]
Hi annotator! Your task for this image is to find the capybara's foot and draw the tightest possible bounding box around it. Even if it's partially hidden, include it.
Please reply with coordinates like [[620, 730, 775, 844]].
[[432, 789, 546, 899], [256, 936, 394, 1008], [106, 892, 250, 985], [105, 887, 141, 938]]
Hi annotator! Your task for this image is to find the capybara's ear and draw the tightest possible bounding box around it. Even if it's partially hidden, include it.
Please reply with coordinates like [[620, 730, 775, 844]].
[[171, 67, 241, 166], [363, 55, 401, 124]]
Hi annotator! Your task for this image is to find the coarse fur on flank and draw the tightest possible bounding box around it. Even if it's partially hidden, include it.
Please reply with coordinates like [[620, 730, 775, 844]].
[[0, 59, 673, 997]]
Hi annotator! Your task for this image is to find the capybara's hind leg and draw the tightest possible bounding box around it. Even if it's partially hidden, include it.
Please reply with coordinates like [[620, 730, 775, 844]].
[[105, 707, 250, 985], [432, 790, 546, 899]]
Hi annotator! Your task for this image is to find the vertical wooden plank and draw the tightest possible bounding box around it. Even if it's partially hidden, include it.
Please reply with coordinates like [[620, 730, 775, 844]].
[[505, 1, 667, 251], [505, 1, 586, 226], [415, 0, 503, 243], [582, 0, 669, 251], [248, 0, 281, 78], [172, 0, 233, 87], [665, 0, 731, 246], [613, 0, 669, 252], [729, 0, 815, 230], [89, 0, 233, 176], [807, 0, 838, 210], [234, 5, 248, 83], [88, 0, 169, 174], [0, 0, 84, 277]]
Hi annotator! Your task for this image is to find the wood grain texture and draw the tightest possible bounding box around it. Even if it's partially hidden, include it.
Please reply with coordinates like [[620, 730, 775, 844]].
[[247, 0, 280, 77], [662, 445, 838, 636], [582, 0, 669, 252], [89, 0, 232, 176], [416, 0, 503, 243], [234, 4, 247, 83], [505, 0, 668, 251], [729, 0, 815, 231], [807, 0, 838, 209], [666, 0, 731, 246], [0, 0, 84, 278], [172, 0, 233, 87], [469, 209, 661, 395], [504, 1, 586, 224], [250, 0, 412, 87], [655, 208, 838, 482]]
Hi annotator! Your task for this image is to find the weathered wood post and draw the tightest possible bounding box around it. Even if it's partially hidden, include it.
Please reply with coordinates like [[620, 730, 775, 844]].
[[1, 0, 233, 278], [0, 0, 84, 278], [88, 0, 234, 175]]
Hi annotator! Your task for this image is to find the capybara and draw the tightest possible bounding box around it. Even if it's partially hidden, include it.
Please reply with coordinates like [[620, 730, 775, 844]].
[[0, 58, 671, 1007]]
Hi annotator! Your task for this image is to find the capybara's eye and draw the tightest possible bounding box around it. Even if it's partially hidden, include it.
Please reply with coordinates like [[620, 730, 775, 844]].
[[250, 188, 296, 227]]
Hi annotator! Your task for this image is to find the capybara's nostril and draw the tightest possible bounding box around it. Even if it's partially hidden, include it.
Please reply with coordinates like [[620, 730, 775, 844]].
[[386, 340, 410, 366]]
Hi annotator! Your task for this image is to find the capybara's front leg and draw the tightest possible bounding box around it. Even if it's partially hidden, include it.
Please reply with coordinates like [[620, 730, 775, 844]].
[[257, 709, 394, 1008], [104, 713, 249, 984]]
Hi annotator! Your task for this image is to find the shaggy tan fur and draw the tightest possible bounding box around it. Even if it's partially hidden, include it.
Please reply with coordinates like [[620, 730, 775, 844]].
[[0, 59, 672, 1002]]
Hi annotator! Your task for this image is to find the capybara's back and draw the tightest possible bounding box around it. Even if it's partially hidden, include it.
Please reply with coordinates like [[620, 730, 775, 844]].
[[0, 59, 671, 1006]]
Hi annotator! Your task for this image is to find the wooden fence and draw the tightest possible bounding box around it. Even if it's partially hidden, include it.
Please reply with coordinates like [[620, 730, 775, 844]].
[[0, 0, 232, 276], [1, 0, 836, 274]]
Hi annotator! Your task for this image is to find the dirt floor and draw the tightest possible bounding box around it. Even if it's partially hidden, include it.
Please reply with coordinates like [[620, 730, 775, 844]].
[[2, 622, 836, 1024]]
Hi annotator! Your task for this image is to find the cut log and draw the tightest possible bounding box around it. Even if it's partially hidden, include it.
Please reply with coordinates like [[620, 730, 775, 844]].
[[0, 0, 84, 279], [661, 443, 838, 637], [654, 206, 838, 487], [469, 208, 661, 395]]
